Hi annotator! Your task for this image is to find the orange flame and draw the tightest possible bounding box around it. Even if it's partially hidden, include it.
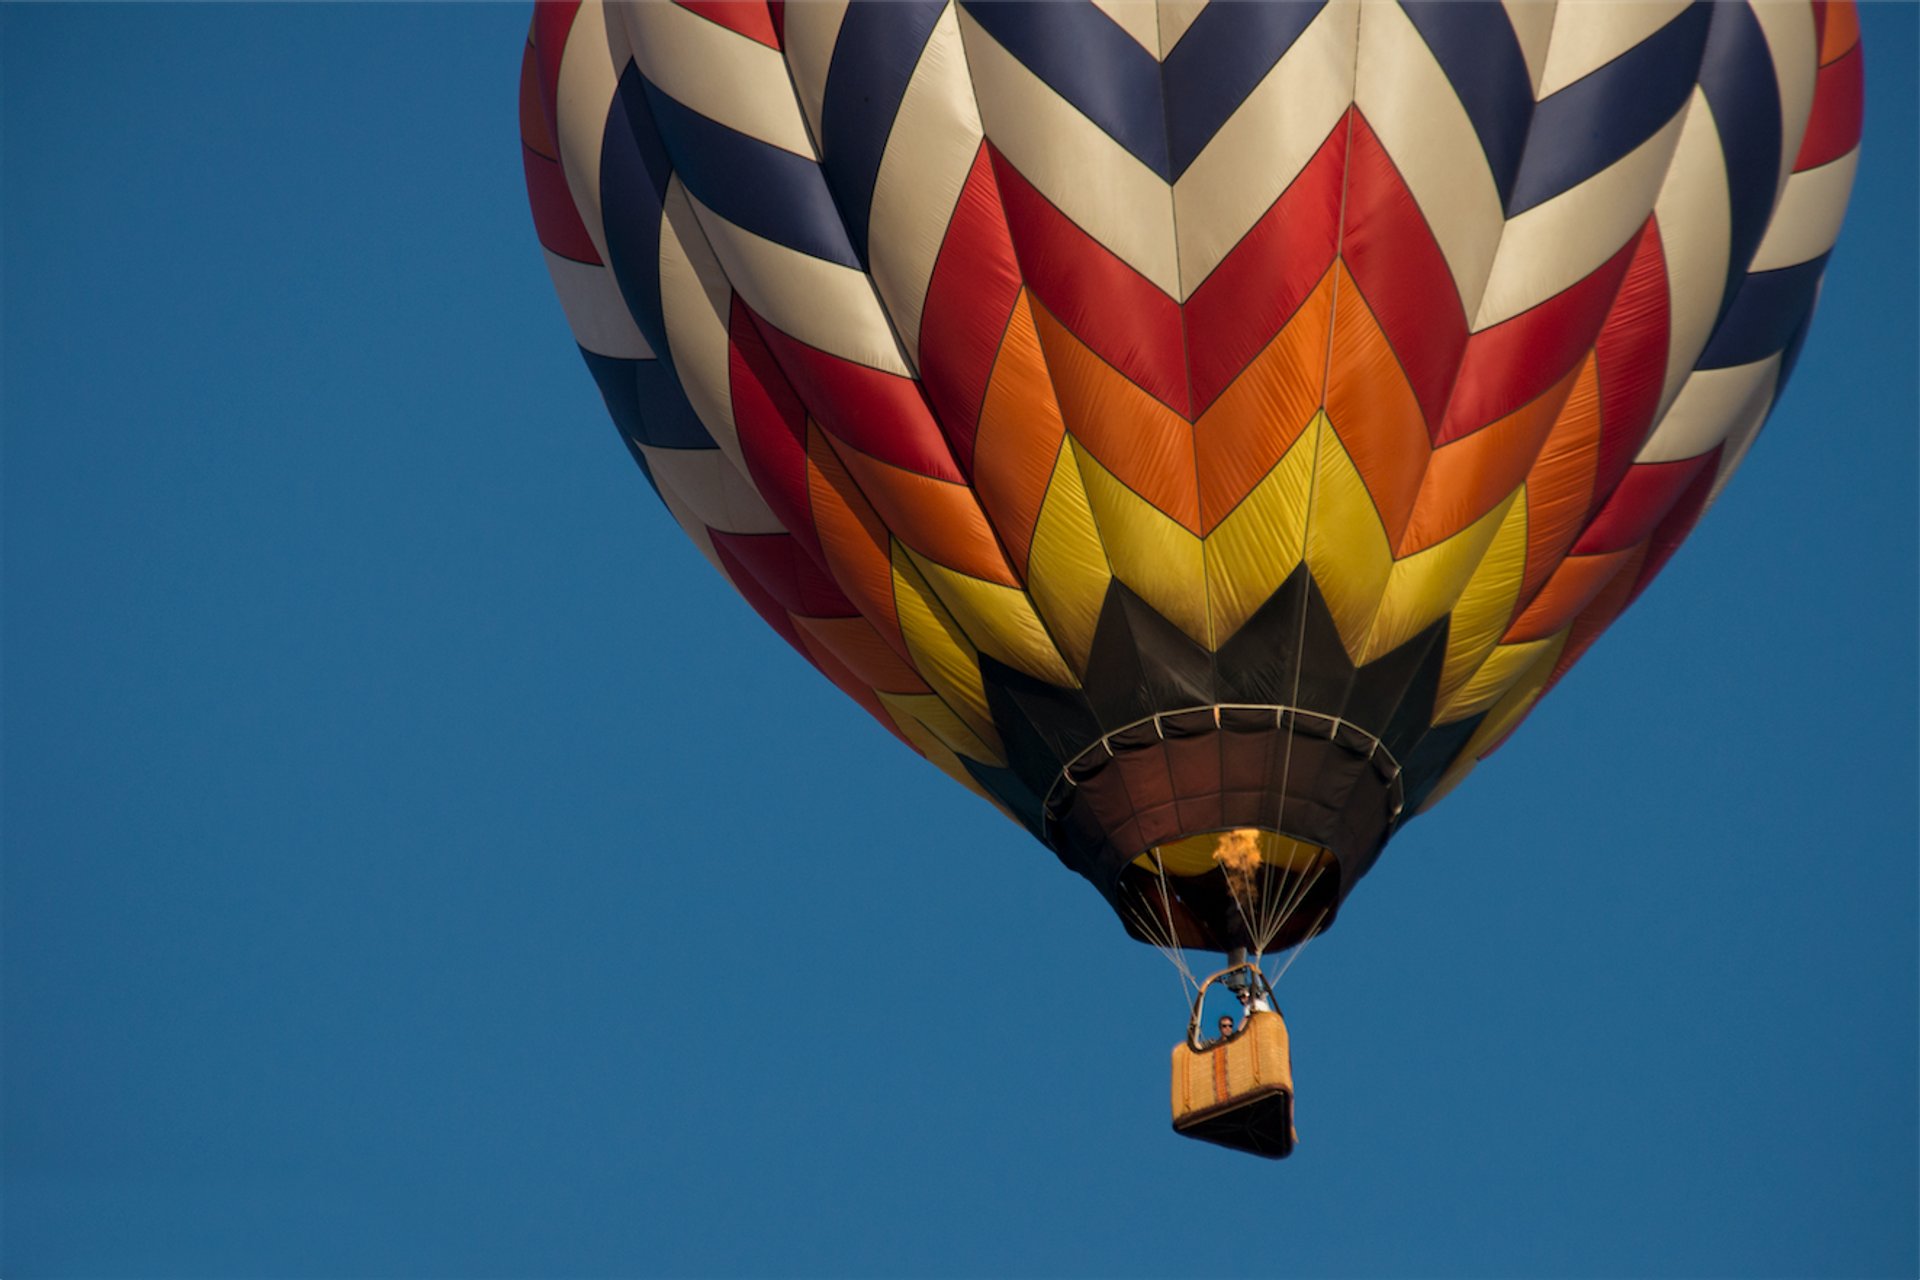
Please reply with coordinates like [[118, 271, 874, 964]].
[[1212, 827, 1264, 907]]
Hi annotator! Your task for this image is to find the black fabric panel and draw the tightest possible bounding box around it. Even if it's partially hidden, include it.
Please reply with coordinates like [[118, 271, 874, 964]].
[[1082, 583, 1217, 728], [1349, 615, 1451, 747], [960, 758, 1047, 840], [1400, 714, 1487, 811], [1212, 568, 1308, 706], [977, 654, 1102, 792]]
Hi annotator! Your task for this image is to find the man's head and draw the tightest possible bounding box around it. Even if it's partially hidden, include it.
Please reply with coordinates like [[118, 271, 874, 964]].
[[1217, 1015, 1234, 1038]]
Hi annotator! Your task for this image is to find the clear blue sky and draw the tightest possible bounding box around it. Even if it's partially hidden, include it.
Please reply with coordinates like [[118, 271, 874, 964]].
[[4, 5, 1914, 1277]]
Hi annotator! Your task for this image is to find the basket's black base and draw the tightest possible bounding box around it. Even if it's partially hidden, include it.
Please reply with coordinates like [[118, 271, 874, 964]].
[[1172, 1087, 1297, 1159]]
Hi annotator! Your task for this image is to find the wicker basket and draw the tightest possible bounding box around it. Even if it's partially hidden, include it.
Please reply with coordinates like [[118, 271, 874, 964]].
[[1170, 1009, 1297, 1158]]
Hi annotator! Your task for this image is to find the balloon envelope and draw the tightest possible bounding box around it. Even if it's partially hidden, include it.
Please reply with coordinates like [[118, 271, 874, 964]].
[[521, 1, 1861, 952]]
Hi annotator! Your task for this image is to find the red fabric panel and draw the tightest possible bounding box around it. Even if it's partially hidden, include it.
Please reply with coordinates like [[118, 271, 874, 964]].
[[521, 6, 599, 265], [707, 530, 857, 617], [988, 146, 1191, 417], [523, 146, 600, 264], [1570, 453, 1714, 555], [1436, 233, 1639, 445], [727, 298, 821, 558], [1625, 444, 1722, 607], [918, 143, 1024, 475], [1590, 220, 1671, 505], [747, 310, 965, 483], [1339, 112, 1468, 436], [531, 1, 581, 144], [711, 535, 808, 652], [675, 1, 782, 49], [1794, 45, 1864, 172], [1184, 116, 1348, 415]]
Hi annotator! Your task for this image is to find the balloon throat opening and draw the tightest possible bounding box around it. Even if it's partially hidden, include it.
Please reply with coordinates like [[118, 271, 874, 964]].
[[1119, 827, 1339, 1002]]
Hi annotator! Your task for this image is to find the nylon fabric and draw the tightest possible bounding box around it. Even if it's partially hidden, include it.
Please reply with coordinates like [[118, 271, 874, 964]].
[[524, 0, 1861, 949]]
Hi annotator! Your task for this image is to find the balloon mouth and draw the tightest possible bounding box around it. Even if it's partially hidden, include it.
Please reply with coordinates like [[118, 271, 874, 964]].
[[1116, 831, 1343, 956], [1126, 829, 1340, 956], [1040, 704, 1403, 954]]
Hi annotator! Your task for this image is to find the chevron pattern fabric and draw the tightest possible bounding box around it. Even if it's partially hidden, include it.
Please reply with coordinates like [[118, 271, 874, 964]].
[[521, 0, 1861, 948]]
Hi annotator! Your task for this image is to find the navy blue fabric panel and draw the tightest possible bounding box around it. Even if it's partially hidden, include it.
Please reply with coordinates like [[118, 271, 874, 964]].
[[618, 431, 662, 497], [1697, 254, 1827, 369], [1506, 3, 1711, 216], [1400, 2, 1534, 209], [600, 64, 672, 363], [961, 758, 1048, 839], [962, 2, 1171, 180], [1162, 1, 1321, 180], [1773, 304, 1817, 388], [639, 76, 861, 269], [1399, 716, 1484, 814], [582, 350, 718, 451], [820, 2, 946, 266], [1697, 1, 1785, 327]]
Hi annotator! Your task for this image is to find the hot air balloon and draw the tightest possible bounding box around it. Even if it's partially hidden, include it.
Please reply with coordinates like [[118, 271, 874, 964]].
[[519, 0, 1862, 1156]]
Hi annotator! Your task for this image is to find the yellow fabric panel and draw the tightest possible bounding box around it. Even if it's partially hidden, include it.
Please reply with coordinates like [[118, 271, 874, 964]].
[[1436, 628, 1570, 725], [889, 545, 1004, 757], [1358, 489, 1520, 665], [1136, 829, 1329, 877], [1031, 301, 1201, 532], [1301, 417, 1393, 661], [1417, 631, 1568, 811], [1025, 438, 1114, 676], [1071, 437, 1213, 647], [877, 690, 1004, 779], [905, 547, 1078, 688], [1434, 491, 1530, 712], [1200, 428, 1313, 645]]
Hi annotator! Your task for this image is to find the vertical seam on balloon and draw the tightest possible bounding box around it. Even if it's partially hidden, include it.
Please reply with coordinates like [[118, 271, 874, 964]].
[[1271, 10, 1364, 846], [1154, 0, 1217, 668], [947, 14, 1129, 683]]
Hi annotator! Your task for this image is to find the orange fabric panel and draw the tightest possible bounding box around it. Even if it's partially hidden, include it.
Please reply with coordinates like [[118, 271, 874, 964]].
[[1820, 0, 1860, 64], [518, 40, 557, 158], [1322, 264, 1431, 548], [972, 290, 1068, 575], [792, 614, 929, 695], [1503, 547, 1636, 644], [1195, 268, 1333, 533], [831, 442, 1020, 586], [1397, 359, 1582, 557], [793, 621, 914, 746], [1029, 299, 1201, 533], [1546, 541, 1652, 687], [1515, 354, 1605, 611], [805, 424, 906, 648]]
